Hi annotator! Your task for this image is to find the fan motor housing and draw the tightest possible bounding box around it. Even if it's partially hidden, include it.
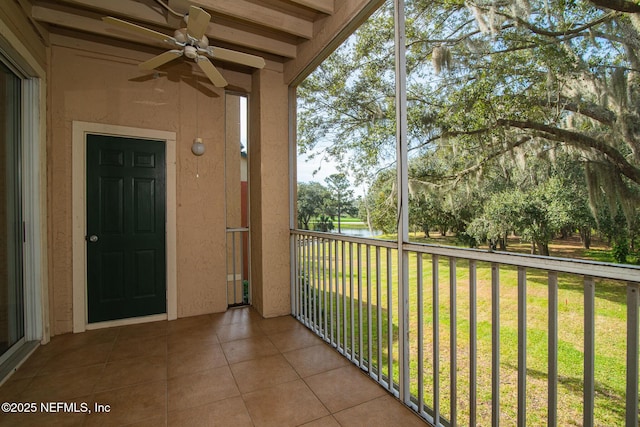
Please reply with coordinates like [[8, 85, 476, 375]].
[[184, 45, 198, 59]]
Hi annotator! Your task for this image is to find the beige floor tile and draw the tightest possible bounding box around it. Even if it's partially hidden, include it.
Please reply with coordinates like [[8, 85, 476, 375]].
[[230, 354, 299, 393], [167, 313, 215, 334], [44, 328, 119, 355], [168, 396, 253, 427], [116, 320, 168, 341], [167, 365, 239, 412], [122, 415, 167, 426], [220, 335, 279, 364], [95, 355, 167, 392], [109, 334, 167, 361], [36, 342, 112, 375], [258, 315, 304, 335], [299, 415, 342, 427], [216, 321, 265, 343], [167, 342, 227, 378], [304, 366, 386, 413], [268, 327, 323, 353], [0, 375, 33, 402], [243, 379, 329, 427], [86, 380, 167, 426], [167, 326, 219, 353], [333, 394, 427, 427], [283, 343, 349, 378], [210, 307, 261, 328], [19, 364, 105, 402]]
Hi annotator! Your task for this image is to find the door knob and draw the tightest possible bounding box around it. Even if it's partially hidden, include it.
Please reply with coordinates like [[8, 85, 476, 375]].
[[88, 235, 99, 243]]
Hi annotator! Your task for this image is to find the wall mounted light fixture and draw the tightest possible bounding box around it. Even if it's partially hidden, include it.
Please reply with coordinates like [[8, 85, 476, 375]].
[[191, 137, 205, 156]]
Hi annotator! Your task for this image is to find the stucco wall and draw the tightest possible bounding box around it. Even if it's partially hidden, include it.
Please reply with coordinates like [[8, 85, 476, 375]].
[[48, 36, 254, 334], [250, 68, 291, 318]]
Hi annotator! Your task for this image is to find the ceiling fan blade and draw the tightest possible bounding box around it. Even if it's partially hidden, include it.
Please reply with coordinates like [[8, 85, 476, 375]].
[[102, 17, 177, 44], [196, 56, 227, 87], [208, 46, 265, 69], [139, 50, 184, 70], [186, 6, 211, 40]]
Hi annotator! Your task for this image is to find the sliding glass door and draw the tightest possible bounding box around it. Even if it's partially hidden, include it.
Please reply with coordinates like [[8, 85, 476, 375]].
[[0, 60, 24, 359]]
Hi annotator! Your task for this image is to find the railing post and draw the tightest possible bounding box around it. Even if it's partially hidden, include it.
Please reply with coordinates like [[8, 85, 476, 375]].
[[491, 263, 500, 427], [517, 267, 526, 427], [393, 0, 410, 404], [626, 282, 639, 427], [469, 260, 477, 426], [584, 276, 595, 427], [548, 272, 558, 426]]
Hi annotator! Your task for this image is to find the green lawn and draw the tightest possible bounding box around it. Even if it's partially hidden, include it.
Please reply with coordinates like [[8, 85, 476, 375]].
[[297, 236, 630, 426]]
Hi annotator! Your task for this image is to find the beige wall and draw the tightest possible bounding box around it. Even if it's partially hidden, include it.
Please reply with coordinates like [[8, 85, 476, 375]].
[[47, 36, 257, 334], [250, 68, 291, 318]]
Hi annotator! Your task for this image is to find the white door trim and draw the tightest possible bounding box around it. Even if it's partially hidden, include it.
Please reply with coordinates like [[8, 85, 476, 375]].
[[72, 121, 177, 333]]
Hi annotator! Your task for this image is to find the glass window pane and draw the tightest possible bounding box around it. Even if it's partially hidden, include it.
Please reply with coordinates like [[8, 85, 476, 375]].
[[0, 60, 24, 357]]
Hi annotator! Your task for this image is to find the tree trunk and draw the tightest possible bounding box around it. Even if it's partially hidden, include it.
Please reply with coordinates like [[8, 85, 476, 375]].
[[537, 241, 550, 256], [580, 227, 592, 249], [530, 241, 537, 255]]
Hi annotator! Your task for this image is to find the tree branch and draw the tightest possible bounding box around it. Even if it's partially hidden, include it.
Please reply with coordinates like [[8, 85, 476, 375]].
[[497, 119, 640, 184], [589, 0, 640, 13]]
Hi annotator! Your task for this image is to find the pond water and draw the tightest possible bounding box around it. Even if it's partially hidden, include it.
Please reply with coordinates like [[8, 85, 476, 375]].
[[331, 227, 383, 238]]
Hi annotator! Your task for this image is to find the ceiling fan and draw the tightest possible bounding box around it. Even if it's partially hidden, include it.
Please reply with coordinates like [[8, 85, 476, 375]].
[[102, 6, 265, 87]]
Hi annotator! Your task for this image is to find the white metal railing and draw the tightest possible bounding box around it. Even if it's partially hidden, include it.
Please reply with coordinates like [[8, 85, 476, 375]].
[[226, 227, 250, 306], [290, 229, 640, 427]]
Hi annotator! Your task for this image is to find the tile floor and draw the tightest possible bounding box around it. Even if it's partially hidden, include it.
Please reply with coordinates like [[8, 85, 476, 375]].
[[0, 307, 427, 426]]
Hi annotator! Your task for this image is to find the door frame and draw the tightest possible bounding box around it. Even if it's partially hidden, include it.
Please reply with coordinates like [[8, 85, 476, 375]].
[[72, 121, 177, 333]]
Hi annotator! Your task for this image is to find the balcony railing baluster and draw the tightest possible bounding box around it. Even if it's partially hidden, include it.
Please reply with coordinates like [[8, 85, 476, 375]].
[[517, 267, 527, 427], [469, 259, 477, 427], [548, 271, 558, 427], [433, 254, 440, 425], [584, 276, 595, 427], [491, 262, 500, 427], [626, 282, 639, 427], [450, 257, 457, 427]]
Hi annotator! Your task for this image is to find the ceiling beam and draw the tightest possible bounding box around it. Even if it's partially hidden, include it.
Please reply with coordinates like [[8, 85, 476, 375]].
[[289, 0, 334, 15], [32, 4, 297, 58], [188, 0, 314, 38], [55, 0, 166, 23]]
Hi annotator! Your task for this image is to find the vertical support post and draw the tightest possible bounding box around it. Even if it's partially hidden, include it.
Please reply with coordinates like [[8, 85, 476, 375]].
[[469, 260, 477, 426], [288, 88, 297, 316], [583, 276, 595, 427], [393, 0, 410, 404], [376, 246, 383, 382], [350, 242, 355, 360], [367, 244, 373, 373], [548, 272, 558, 427], [450, 257, 457, 427], [491, 263, 500, 427], [433, 254, 440, 425], [358, 243, 364, 366], [626, 282, 639, 427], [517, 267, 527, 427], [417, 253, 424, 415]]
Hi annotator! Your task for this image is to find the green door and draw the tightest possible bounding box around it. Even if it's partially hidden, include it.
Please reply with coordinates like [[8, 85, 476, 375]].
[[86, 134, 166, 323]]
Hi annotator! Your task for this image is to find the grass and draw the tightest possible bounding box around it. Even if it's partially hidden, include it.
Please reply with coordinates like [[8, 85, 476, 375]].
[[295, 236, 631, 426]]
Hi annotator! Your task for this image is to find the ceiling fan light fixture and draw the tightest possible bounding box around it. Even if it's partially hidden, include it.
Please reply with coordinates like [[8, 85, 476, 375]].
[[184, 45, 198, 59]]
